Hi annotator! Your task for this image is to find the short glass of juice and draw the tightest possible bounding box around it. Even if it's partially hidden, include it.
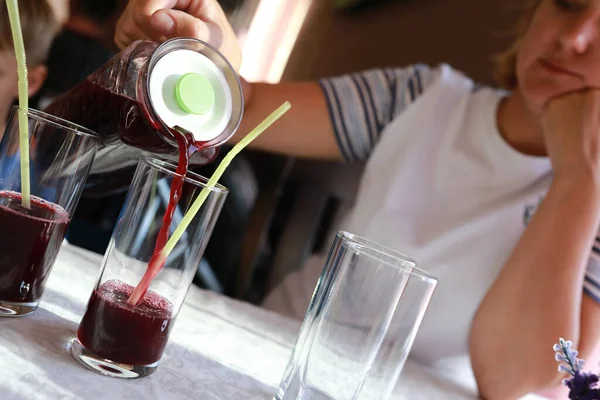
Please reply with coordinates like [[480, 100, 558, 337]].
[[0, 106, 99, 317], [71, 157, 228, 378]]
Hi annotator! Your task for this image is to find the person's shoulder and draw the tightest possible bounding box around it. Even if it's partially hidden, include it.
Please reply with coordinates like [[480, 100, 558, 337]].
[[431, 63, 507, 98]]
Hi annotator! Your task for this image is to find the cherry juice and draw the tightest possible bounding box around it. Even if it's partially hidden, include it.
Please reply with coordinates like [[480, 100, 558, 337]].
[[77, 280, 173, 365], [0, 191, 70, 303]]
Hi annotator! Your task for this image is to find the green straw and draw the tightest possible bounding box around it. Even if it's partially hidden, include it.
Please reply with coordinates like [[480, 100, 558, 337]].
[[127, 101, 291, 305], [6, 0, 30, 209], [162, 101, 291, 262]]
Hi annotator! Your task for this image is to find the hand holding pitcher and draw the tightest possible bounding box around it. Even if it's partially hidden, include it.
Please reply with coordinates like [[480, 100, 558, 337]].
[[114, 0, 241, 70]]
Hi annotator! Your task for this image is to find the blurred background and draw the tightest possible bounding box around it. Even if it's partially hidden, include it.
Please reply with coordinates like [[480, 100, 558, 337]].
[[46, 0, 520, 304]]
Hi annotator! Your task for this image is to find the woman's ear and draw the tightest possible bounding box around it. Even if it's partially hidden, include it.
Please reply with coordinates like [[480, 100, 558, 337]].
[[27, 65, 48, 97]]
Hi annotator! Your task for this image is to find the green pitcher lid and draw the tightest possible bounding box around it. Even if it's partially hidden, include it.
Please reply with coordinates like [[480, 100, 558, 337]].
[[174, 72, 215, 115]]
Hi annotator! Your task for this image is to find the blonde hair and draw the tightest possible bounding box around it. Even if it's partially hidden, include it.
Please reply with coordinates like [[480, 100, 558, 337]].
[[493, 0, 542, 89], [0, 0, 60, 66]]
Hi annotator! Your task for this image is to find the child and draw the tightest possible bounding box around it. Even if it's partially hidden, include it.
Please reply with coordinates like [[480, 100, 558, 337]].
[[0, 0, 60, 188], [0, 0, 59, 134]]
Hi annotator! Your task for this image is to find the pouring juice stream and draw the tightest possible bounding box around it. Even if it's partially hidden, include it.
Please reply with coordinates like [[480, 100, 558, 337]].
[[127, 102, 292, 305]]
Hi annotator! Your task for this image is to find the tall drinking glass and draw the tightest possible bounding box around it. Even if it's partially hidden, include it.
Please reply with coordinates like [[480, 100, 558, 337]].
[[275, 231, 437, 400], [0, 107, 99, 317], [71, 158, 228, 378]]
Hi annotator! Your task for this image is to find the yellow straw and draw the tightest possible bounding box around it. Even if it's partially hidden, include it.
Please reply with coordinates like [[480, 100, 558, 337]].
[[6, 0, 30, 208], [127, 101, 291, 305], [160, 101, 291, 264]]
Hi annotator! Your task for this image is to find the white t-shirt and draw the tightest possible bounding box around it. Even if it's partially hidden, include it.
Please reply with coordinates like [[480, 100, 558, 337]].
[[262, 63, 600, 365]]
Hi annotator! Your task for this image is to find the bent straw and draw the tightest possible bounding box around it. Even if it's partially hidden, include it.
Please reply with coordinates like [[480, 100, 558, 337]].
[[127, 101, 292, 304]]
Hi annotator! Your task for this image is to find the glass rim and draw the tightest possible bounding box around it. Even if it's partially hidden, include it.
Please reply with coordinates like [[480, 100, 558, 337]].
[[141, 157, 229, 194], [338, 231, 437, 284], [13, 106, 99, 139]]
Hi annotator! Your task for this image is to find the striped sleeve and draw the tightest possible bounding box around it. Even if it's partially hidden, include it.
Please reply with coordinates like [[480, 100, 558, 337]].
[[584, 239, 600, 303], [319, 64, 438, 162]]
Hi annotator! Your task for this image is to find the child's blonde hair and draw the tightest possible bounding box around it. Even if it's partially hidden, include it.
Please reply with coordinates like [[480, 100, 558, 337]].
[[493, 0, 542, 89], [0, 0, 60, 66]]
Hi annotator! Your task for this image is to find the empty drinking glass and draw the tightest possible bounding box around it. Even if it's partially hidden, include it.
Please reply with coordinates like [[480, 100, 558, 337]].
[[275, 231, 437, 400]]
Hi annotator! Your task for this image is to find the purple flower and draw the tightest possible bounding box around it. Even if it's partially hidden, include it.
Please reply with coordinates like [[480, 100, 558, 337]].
[[555, 338, 585, 376], [554, 338, 600, 400], [566, 372, 600, 400]]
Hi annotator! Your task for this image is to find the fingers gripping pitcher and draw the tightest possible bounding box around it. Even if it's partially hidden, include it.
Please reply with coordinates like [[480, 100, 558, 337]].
[[45, 38, 244, 176]]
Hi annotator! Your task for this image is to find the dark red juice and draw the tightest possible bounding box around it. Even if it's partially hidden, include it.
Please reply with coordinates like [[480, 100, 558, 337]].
[[0, 191, 70, 303], [154, 132, 189, 255], [127, 131, 190, 304], [77, 280, 173, 365]]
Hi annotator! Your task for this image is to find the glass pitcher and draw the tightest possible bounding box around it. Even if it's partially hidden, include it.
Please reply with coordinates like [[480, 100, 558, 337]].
[[45, 38, 244, 177]]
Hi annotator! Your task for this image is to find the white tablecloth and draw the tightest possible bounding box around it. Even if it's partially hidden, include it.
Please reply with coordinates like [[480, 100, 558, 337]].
[[0, 243, 545, 399]]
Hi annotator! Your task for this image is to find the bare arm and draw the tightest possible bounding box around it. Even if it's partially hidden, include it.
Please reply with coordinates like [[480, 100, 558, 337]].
[[470, 90, 600, 399], [470, 175, 600, 399], [114, 1, 435, 163], [115, 1, 340, 161], [231, 79, 342, 161]]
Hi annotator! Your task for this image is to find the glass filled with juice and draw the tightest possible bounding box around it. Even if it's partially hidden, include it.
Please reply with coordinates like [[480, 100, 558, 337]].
[[71, 157, 228, 378], [0, 107, 99, 317]]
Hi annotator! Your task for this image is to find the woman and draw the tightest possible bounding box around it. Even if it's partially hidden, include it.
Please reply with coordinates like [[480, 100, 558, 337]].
[[114, 0, 600, 398]]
